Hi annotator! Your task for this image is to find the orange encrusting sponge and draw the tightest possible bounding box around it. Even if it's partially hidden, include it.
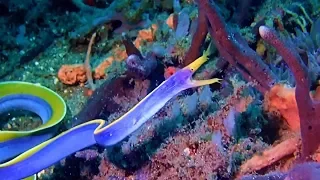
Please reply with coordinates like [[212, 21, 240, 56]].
[[264, 84, 320, 131]]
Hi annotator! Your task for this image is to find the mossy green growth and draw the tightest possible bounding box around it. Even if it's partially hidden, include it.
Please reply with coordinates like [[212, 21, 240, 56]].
[[233, 103, 268, 140], [116, 0, 153, 24], [115, 0, 133, 12], [105, 60, 126, 80]]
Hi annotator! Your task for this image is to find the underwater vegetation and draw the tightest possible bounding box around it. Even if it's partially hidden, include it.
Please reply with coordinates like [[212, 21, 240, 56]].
[[1, 0, 320, 179]]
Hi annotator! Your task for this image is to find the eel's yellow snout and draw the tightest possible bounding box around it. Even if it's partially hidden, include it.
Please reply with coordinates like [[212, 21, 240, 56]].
[[185, 43, 212, 73], [184, 43, 223, 87]]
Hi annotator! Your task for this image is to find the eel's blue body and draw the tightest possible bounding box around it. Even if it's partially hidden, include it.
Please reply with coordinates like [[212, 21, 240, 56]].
[[0, 94, 55, 163], [0, 48, 220, 180]]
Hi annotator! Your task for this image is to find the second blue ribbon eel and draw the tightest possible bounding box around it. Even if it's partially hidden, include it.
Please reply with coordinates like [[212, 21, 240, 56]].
[[0, 47, 221, 180]]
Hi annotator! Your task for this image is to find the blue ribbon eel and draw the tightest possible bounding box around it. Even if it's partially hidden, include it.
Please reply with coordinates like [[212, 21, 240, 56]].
[[0, 46, 221, 180]]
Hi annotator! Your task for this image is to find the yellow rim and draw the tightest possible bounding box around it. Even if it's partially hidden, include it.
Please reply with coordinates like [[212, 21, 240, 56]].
[[0, 81, 66, 142]]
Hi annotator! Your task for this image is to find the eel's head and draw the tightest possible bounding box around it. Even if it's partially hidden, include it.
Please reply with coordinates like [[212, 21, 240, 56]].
[[166, 46, 222, 90], [171, 68, 193, 86], [177, 44, 222, 88]]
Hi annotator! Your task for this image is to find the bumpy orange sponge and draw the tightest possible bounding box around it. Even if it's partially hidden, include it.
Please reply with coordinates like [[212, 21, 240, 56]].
[[57, 64, 87, 85], [264, 84, 320, 131], [264, 84, 299, 131]]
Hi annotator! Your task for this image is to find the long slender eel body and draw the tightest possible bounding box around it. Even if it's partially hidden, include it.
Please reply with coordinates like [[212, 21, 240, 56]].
[[95, 70, 193, 146], [0, 82, 66, 163], [0, 94, 53, 162], [0, 48, 221, 180]]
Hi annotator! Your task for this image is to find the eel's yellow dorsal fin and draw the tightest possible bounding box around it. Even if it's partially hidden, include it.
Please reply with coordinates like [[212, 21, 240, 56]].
[[23, 174, 36, 180]]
